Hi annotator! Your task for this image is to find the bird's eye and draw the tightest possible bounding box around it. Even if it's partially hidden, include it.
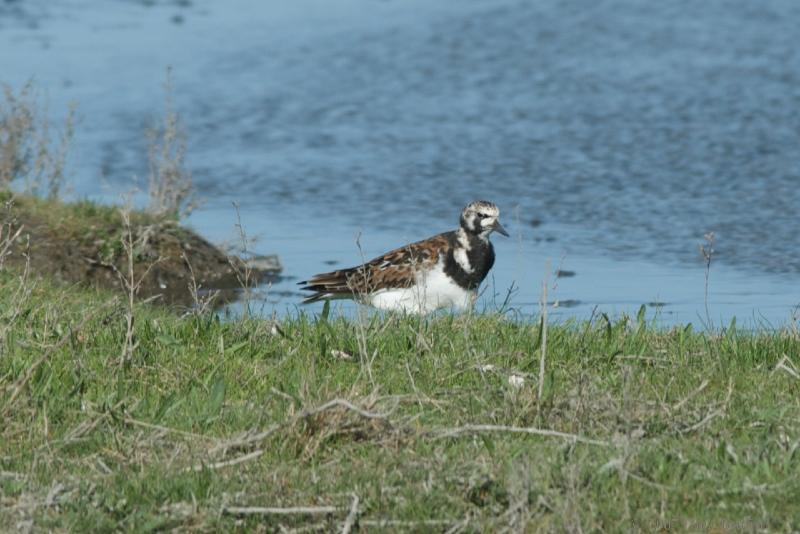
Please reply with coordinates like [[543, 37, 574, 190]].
[[476, 213, 486, 219]]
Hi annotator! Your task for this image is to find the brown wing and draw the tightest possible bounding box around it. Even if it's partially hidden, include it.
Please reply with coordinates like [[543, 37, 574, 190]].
[[299, 232, 453, 303]]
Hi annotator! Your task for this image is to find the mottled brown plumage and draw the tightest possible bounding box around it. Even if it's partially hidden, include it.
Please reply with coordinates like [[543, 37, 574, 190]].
[[300, 233, 450, 302]]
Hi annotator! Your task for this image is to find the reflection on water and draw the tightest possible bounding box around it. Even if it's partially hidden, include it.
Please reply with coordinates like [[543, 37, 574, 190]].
[[2, 0, 800, 325]]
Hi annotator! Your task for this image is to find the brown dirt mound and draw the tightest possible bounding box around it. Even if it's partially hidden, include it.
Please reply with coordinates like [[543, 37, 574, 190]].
[[1, 194, 280, 307]]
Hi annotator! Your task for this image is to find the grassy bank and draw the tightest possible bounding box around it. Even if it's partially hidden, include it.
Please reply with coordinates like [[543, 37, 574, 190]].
[[0, 193, 278, 308], [1, 274, 799, 532]]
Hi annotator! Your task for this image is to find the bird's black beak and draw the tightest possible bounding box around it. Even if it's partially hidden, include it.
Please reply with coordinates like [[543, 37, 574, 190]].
[[492, 220, 509, 237]]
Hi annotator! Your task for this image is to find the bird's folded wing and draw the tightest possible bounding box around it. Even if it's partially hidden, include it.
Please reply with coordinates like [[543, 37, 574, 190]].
[[300, 232, 451, 297]]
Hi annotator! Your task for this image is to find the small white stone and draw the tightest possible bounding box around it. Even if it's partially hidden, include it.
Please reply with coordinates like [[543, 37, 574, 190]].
[[330, 349, 353, 360], [508, 374, 525, 388]]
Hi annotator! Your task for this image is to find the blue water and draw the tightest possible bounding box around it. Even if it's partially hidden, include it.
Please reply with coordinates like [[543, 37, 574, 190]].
[[2, 0, 800, 326]]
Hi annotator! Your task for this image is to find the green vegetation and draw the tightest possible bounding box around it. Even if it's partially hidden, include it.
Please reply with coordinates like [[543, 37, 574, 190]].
[[1, 190, 165, 243], [1, 273, 799, 531], [0, 190, 193, 267], [0, 193, 252, 307]]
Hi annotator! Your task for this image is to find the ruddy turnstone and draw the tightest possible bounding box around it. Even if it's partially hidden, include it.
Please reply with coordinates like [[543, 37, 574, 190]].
[[299, 200, 508, 313]]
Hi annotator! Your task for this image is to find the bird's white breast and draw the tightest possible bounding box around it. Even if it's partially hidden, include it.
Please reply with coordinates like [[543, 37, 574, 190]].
[[365, 259, 475, 313]]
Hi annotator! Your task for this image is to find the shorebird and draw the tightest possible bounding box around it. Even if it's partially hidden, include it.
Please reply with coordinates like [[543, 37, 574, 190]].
[[299, 200, 508, 313]]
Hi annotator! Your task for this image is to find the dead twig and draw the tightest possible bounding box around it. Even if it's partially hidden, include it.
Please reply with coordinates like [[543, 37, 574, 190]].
[[209, 424, 280, 455], [679, 377, 734, 434], [340, 493, 360, 534], [671, 379, 709, 412], [0, 222, 23, 270], [679, 409, 724, 434], [298, 398, 390, 421], [772, 354, 799, 380], [222, 505, 340, 516], [188, 449, 264, 472], [359, 519, 455, 528], [121, 415, 218, 443], [433, 424, 610, 447]]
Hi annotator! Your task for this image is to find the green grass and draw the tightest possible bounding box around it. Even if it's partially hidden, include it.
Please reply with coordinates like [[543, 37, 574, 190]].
[[1, 272, 799, 532], [1, 192, 155, 268], [1, 190, 163, 228], [1, 192, 174, 254]]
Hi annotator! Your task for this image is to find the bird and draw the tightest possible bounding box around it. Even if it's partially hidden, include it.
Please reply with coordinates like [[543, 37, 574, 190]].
[[299, 200, 508, 313]]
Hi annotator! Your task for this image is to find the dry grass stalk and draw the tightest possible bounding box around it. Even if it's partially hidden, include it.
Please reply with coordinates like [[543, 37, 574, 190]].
[[147, 68, 195, 219], [182, 251, 218, 315], [228, 201, 256, 316], [0, 200, 23, 271], [671, 378, 709, 413], [359, 519, 455, 528], [0, 224, 23, 271], [209, 424, 280, 456], [222, 505, 341, 516], [188, 449, 264, 472], [0, 200, 37, 352], [120, 413, 218, 443], [298, 398, 390, 421], [772, 355, 800, 380], [433, 423, 610, 447], [340, 494, 360, 534], [537, 260, 550, 421], [0, 82, 75, 197], [32, 102, 76, 199], [0, 83, 35, 188], [350, 232, 377, 386], [120, 208, 137, 364], [679, 377, 734, 434], [0, 234, 34, 350], [221, 495, 364, 531], [117, 205, 163, 365], [699, 231, 715, 327]]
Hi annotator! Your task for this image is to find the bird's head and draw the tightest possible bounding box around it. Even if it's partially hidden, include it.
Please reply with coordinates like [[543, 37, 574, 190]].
[[460, 200, 509, 239]]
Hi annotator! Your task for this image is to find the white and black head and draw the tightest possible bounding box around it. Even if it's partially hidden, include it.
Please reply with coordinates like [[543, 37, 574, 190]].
[[459, 200, 509, 239]]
